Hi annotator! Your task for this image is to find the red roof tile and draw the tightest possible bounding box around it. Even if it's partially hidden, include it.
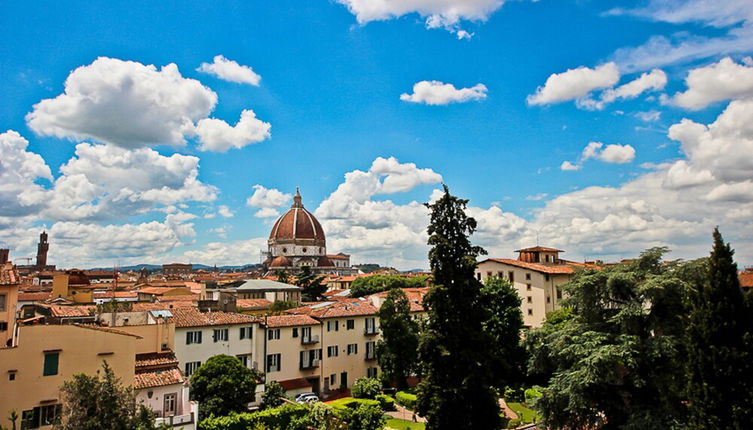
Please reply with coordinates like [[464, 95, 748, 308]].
[[265, 314, 320, 328], [286, 299, 377, 319], [136, 351, 178, 369], [237, 298, 273, 310], [514, 246, 565, 253], [74, 324, 143, 338], [18, 292, 52, 301], [171, 307, 260, 328], [278, 378, 312, 391], [133, 367, 185, 389], [482, 259, 576, 275], [740, 270, 753, 288]]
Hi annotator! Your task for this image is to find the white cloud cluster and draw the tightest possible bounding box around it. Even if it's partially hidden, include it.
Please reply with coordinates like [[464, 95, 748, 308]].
[[400, 81, 488, 105], [195, 110, 271, 152], [26, 57, 271, 152], [528, 63, 666, 110], [336, 0, 505, 37], [246, 185, 292, 218], [0, 130, 52, 217], [527, 63, 620, 106], [561, 142, 636, 171], [197, 55, 261, 85], [611, 1, 753, 71], [671, 57, 753, 110]]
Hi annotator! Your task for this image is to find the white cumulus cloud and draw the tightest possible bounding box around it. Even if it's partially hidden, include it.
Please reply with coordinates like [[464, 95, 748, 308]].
[[0, 130, 52, 217], [400, 81, 488, 105], [197, 55, 261, 85], [672, 57, 753, 110], [247, 185, 291, 218], [528, 62, 620, 106], [561, 141, 636, 170], [195, 109, 271, 152]]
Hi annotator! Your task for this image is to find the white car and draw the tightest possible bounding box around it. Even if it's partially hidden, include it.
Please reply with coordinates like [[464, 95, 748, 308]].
[[295, 393, 319, 403]]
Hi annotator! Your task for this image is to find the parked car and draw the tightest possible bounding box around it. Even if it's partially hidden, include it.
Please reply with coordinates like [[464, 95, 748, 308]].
[[295, 392, 319, 403]]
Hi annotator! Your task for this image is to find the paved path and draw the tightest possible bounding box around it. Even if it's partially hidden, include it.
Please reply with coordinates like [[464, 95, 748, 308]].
[[499, 398, 518, 420], [385, 403, 426, 423]]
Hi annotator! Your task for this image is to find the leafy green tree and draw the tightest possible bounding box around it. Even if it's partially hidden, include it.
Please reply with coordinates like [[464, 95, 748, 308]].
[[523, 308, 574, 386], [530, 247, 691, 429], [260, 381, 286, 410], [480, 276, 525, 390], [351, 275, 429, 297], [55, 362, 156, 430], [190, 354, 262, 419], [416, 185, 502, 430], [274, 270, 289, 284], [351, 377, 382, 399], [686, 228, 753, 429], [295, 266, 327, 301], [341, 404, 385, 430], [376, 288, 420, 389]]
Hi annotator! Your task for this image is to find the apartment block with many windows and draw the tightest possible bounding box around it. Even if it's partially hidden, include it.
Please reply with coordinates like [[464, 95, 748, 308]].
[[262, 314, 323, 396]]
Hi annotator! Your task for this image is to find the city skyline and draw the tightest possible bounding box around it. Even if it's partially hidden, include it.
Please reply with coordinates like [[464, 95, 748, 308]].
[[2, 0, 753, 269]]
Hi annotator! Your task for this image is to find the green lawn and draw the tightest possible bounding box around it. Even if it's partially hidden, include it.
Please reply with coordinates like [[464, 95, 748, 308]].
[[326, 397, 379, 410], [384, 418, 426, 430], [507, 402, 540, 424]]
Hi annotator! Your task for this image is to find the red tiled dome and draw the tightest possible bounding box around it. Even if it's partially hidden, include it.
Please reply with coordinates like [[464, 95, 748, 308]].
[[270, 256, 292, 267], [269, 189, 325, 245], [317, 256, 334, 267]]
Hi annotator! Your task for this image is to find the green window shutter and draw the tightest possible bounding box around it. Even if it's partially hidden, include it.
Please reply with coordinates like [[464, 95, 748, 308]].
[[43, 352, 59, 376]]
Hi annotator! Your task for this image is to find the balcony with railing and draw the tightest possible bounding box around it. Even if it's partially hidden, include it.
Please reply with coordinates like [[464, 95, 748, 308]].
[[300, 358, 320, 370], [363, 327, 379, 336], [364, 351, 377, 361], [301, 334, 320, 345]]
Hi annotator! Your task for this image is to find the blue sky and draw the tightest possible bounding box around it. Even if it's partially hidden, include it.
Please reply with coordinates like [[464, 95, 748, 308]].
[[2, 0, 753, 269]]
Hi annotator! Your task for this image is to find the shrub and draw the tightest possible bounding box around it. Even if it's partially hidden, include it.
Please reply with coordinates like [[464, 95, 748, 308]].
[[395, 391, 417, 410], [350, 275, 429, 297], [375, 394, 396, 411], [198, 404, 308, 430], [524, 386, 543, 406], [351, 377, 382, 399], [341, 404, 386, 430], [344, 399, 380, 410], [506, 418, 521, 429], [260, 381, 286, 409], [504, 386, 524, 403]]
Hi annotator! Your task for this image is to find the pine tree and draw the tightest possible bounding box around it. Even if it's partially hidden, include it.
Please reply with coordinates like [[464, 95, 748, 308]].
[[416, 185, 501, 430], [376, 288, 420, 389], [686, 228, 753, 429]]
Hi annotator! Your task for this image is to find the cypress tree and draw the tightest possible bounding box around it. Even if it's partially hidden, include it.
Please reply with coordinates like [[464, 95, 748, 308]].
[[416, 185, 501, 430], [376, 288, 420, 390], [686, 228, 753, 429]]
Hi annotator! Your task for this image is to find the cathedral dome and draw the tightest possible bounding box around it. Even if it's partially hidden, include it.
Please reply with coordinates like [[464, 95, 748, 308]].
[[269, 188, 325, 246]]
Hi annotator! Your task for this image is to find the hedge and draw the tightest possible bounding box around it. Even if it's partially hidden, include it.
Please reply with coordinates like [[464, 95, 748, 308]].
[[198, 404, 308, 430], [524, 387, 543, 406], [395, 391, 417, 410], [375, 394, 396, 411]]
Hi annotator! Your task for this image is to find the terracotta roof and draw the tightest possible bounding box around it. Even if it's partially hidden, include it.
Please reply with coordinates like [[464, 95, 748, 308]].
[[265, 314, 320, 328], [372, 287, 429, 312], [171, 307, 260, 328], [514, 246, 565, 253], [269, 190, 325, 244], [131, 301, 195, 312], [326, 254, 350, 260], [237, 298, 273, 310], [482, 259, 576, 275], [269, 256, 292, 267], [38, 304, 96, 317], [18, 291, 52, 301], [138, 287, 193, 295], [135, 352, 178, 369], [286, 299, 378, 319], [73, 324, 142, 338], [133, 367, 185, 389], [740, 270, 753, 289], [94, 291, 138, 299], [278, 378, 312, 391], [0, 262, 20, 285], [317, 256, 335, 267]]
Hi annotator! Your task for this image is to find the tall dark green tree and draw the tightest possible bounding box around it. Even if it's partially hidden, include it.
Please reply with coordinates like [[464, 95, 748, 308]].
[[295, 266, 327, 301], [55, 362, 156, 430], [686, 228, 753, 429], [416, 185, 502, 430], [376, 288, 420, 390], [189, 354, 262, 419], [530, 248, 690, 429], [479, 276, 525, 390]]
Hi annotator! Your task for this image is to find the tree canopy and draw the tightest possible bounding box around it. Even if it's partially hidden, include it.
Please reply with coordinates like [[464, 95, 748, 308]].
[[416, 185, 502, 430], [295, 266, 327, 301], [350, 275, 429, 297], [55, 362, 156, 430], [376, 288, 420, 389], [190, 354, 262, 420]]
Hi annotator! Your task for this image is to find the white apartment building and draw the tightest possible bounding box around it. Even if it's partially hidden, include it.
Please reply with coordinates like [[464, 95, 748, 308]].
[[262, 314, 323, 396], [476, 246, 576, 328]]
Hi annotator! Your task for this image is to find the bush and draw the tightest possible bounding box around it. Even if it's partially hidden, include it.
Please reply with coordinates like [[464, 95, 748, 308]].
[[260, 381, 286, 409], [504, 386, 524, 403], [395, 391, 417, 410], [344, 399, 380, 410], [350, 275, 429, 297], [351, 377, 382, 399], [506, 418, 521, 429], [198, 404, 308, 430], [341, 404, 386, 430], [524, 386, 543, 406], [376, 394, 396, 411]]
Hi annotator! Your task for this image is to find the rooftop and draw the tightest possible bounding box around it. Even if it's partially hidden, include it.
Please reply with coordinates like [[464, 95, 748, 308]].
[[133, 367, 185, 389], [234, 279, 301, 291], [170, 307, 261, 328], [482, 258, 576, 274], [265, 314, 320, 328], [287, 298, 378, 319]]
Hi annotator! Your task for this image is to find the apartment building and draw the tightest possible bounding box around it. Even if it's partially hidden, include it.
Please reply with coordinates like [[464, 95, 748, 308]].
[[0, 261, 20, 347], [171, 307, 263, 378], [476, 246, 576, 328], [262, 314, 323, 396]]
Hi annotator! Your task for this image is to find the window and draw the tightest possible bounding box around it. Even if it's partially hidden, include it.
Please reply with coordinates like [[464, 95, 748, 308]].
[[545, 274, 550, 281], [268, 328, 280, 340], [43, 352, 59, 376], [346, 319, 355, 330], [526, 284, 532, 291], [0, 294, 5, 311], [330, 373, 337, 386], [185, 361, 201, 376], [367, 367, 378, 378], [0, 322, 7, 332], [236, 354, 250, 367], [301, 326, 312, 341], [508, 271, 514, 283], [347, 343, 358, 355], [365, 341, 376, 359], [486, 271, 492, 278], [266, 353, 281, 373], [299, 349, 320, 369], [476, 273, 481, 280], [526, 273, 531, 280], [327, 345, 339, 357], [547, 296, 551, 303], [9, 372, 16, 381], [292, 328, 299, 338], [528, 309, 533, 316], [213, 328, 229, 342], [327, 320, 339, 332], [556, 288, 562, 299], [163, 393, 177, 416], [240, 326, 253, 340], [365, 317, 377, 334], [22, 405, 61, 429], [527, 296, 532, 303], [186, 331, 202, 345]]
